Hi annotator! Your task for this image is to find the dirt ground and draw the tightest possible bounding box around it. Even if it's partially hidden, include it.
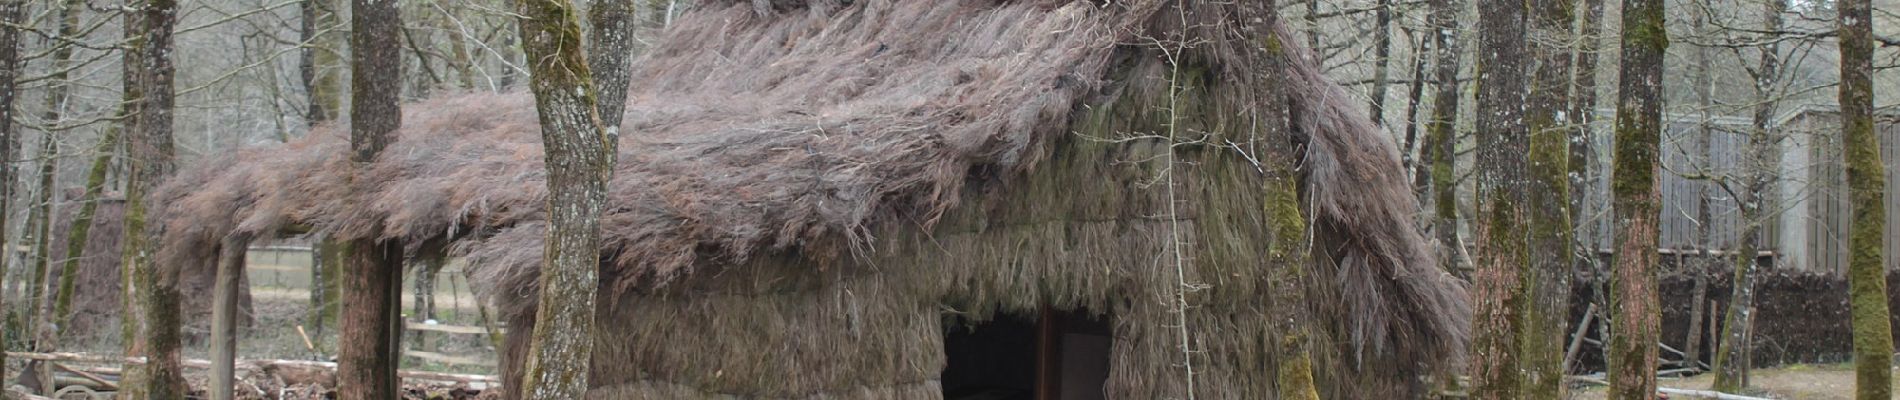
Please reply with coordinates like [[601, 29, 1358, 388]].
[[1570, 364, 1899, 399]]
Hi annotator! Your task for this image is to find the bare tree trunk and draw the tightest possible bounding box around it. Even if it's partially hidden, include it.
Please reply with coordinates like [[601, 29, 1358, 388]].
[[1567, 0, 1604, 284], [338, 240, 402, 400], [1423, 0, 1466, 277], [496, 14, 520, 90], [43, 127, 119, 388], [301, 0, 345, 353], [27, 3, 84, 375], [0, 0, 24, 385], [1608, 0, 1666, 395], [402, 17, 442, 98], [438, 9, 477, 90], [1403, 34, 1428, 184], [302, 0, 343, 125], [210, 234, 252, 400], [1712, 1, 1782, 391], [1470, 0, 1530, 396], [1684, 260, 1707, 366], [1304, 0, 1320, 53], [1366, 0, 1393, 127], [338, 0, 404, 396], [121, 0, 185, 395], [1524, 0, 1575, 395], [588, 0, 638, 133], [514, 0, 614, 397], [1680, 7, 1717, 372], [25, 128, 55, 387], [337, 0, 406, 396], [1566, 0, 1606, 366], [1838, 0, 1893, 397], [1398, 33, 1428, 184]]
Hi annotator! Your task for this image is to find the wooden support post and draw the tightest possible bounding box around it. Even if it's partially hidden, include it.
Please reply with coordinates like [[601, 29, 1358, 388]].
[[209, 234, 251, 400]]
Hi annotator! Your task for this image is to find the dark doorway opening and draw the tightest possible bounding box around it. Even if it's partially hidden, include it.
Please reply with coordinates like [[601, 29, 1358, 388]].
[[942, 307, 1111, 400]]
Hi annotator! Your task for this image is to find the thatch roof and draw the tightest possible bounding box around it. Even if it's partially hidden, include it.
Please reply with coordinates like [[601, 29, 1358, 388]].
[[47, 197, 129, 336], [48, 196, 239, 337], [154, 0, 1468, 396]]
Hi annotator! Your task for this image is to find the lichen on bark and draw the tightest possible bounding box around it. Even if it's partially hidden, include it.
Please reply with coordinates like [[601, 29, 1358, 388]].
[[1469, 0, 1533, 396], [514, 0, 615, 397]]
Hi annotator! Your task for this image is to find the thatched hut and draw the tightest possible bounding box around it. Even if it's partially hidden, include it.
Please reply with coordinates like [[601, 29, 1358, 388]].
[[155, 1, 1469, 398]]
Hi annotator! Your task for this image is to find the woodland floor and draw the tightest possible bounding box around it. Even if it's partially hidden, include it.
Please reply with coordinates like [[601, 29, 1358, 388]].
[[1569, 363, 1899, 399]]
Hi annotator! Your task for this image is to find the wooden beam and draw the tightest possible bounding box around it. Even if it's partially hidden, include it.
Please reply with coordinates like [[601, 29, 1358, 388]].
[[1035, 306, 1060, 400], [405, 322, 496, 335]]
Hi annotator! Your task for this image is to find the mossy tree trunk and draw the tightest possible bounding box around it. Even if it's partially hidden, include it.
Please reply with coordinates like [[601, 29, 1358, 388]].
[[1470, 0, 1531, 396], [309, 238, 344, 352], [0, 0, 24, 384], [1366, 0, 1392, 128], [1837, 0, 1894, 397], [1608, 0, 1666, 395], [1423, 0, 1465, 278], [1247, 2, 1320, 397], [1524, 0, 1574, 395], [1711, 0, 1782, 391], [337, 0, 406, 397], [120, 0, 185, 395], [119, 4, 149, 392], [515, 0, 615, 397]]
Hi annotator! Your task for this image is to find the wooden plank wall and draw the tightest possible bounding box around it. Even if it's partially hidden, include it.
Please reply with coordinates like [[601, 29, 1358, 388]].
[[1578, 114, 1767, 261], [1781, 110, 1900, 274]]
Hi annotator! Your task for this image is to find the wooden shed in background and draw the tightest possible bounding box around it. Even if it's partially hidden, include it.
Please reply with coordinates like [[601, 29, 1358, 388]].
[[1571, 105, 1900, 274]]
